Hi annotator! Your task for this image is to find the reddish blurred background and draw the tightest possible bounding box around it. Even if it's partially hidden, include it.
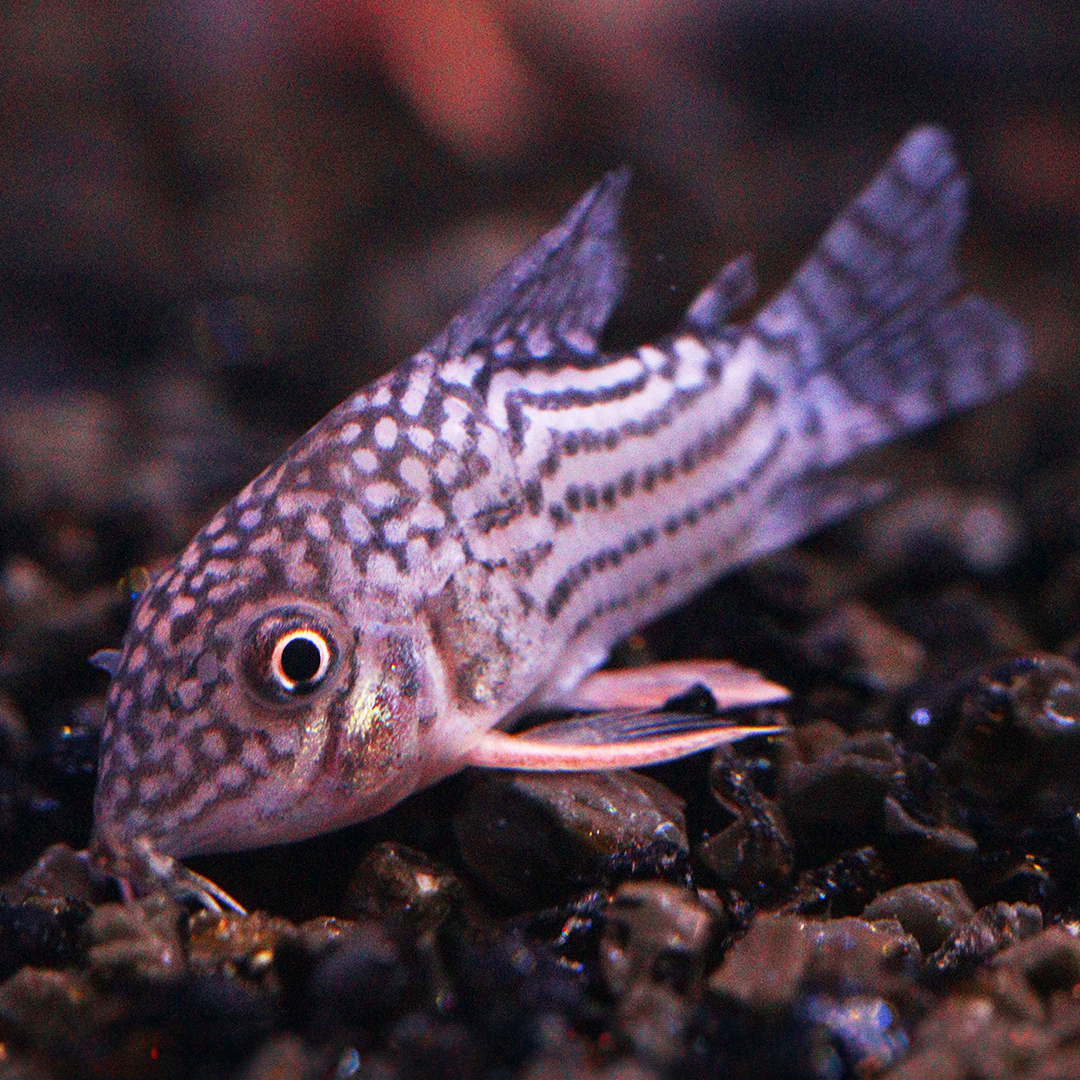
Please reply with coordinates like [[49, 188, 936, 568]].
[[0, 0, 1077, 630]]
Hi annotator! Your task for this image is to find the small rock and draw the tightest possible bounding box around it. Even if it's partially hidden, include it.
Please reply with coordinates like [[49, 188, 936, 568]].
[[801, 600, 927, 692], [304, 920, 412, 1034], [786, 847, 888, 919], [708, 914, 811, 1014], [0, 894, 90, 982], [863, 880, 975, 954], [453, 770, 688, 909], [881, 996, 1045, 1080], [892, 585, 1037, 674], [697, 751, 793, 894], [436, 920, 586, 1065], [600, 882, 717, 999], [236, 1032, 315, 1080], [804, 994, 909, 1076], [187, 909, 300, 985], [779, 729, 904, 860], [616, 981, 693, 1068], [880, 796, 979, 880], [938, 654, 1080, 828], [861, 486, 1023, 578], [10, 843, 102, 906], [992, 927, 1080, 1000], [928, 902, 1043, 978], [0, 966, 119, 1068], [346, 841, 463, 930], [82, 895, 185, 982], [710, 914, 920, 1015], [388, 1012, 485, 1080]]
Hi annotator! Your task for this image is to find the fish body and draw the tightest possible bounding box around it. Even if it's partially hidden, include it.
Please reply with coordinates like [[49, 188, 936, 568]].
[[91, 127, 1026, 895]]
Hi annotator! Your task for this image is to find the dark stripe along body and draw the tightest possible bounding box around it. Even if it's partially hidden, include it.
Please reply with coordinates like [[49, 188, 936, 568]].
[[91, 127, 1027, 884]]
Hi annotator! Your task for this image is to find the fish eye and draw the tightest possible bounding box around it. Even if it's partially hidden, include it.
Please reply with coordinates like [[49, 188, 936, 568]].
[[243, 610, 341, 702], [272, 629, 332, 692]]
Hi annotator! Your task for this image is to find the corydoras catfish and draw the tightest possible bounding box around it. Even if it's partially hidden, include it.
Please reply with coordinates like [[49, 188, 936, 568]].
[[89, 127, 1027, 909]]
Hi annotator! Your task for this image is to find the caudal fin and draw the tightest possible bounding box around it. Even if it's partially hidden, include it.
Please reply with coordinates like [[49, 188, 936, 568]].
[[753, 126, 1027, 465]]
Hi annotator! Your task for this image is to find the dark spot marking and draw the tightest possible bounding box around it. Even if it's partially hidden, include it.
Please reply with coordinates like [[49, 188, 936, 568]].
[[523, 479, 544, 514]]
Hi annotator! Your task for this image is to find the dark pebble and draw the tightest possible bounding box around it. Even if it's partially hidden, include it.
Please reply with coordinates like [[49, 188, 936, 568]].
[[862, 880, 976, 954], [938, 654, 1080, 830], [927, 901, 1043, 978], [785, 846, 888, 919], [453, 770, 688, 909], [778, 725, 904, 861], [709, 913, 920, 1014], [346, 841, 464, 931], [801, 600, 926, 692], [303, 920, 413, 1035], [0, 894, 90, 983], [697, 750, 793, 895]]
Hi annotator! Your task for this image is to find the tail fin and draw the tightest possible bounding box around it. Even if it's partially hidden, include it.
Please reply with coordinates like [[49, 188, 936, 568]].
[[754, 126, 1027, 464]]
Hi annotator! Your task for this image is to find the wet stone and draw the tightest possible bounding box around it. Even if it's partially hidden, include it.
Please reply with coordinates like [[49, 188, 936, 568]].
[[937, 654, 1080, 829], [600, 881, 717, 998], [304, 919, 413, 1036], [892, 586, 1037, 674], [186, 908, 315, 1001], [801, 600, 927, 692], [600, 883, 722, 1065], [82, 894, 185, 983], [346, 841, 464, 931], [9, 843, 105, 908], [984, 853, 1054, 907], [435, 919, 587, 1069], [863, 880, 976, 954], [927, 902, 1043, 979], [616, 982, 694, 1068], [786, 847, 888, 919], [779, 726, 904, 861], [235, 1032, 316, 1080], [882, 995, 1050, 1080], [388, 1012, 487, 1080], [879, 796, 979, 881], [709, 913, 921, 1014], [991, 926, 1080, 1001], [804, 994, 910, 1076], [0, 966, 120, 1071], [860, 486, 1023, 579], [453, 770, 688, 909], [697, 750, 793, 894], [0, 894, 90, 983]]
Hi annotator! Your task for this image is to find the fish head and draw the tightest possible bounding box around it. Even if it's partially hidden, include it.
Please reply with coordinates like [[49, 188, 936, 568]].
[[90, 462, 442, 876]]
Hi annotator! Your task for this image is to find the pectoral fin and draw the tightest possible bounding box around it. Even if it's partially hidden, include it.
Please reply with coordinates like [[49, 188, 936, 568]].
[[553, 659, 790, 713], [463, 710, 786, 772], [90, 649, 122, 676]]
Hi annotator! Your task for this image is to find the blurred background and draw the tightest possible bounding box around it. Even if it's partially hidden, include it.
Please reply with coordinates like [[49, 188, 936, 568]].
[[0, 0, 1078, 871]]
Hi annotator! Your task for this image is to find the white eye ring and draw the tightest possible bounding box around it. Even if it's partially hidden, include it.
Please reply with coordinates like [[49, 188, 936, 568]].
[[270, 628, 332, 692]]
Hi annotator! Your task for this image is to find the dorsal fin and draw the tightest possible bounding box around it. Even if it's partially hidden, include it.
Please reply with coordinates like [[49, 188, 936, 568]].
[[425, 168, 630, 372], [683, 252, 759, 332]]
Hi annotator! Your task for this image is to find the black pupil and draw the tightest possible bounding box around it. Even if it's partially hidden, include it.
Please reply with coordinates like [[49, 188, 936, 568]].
[[280, 636, 323, 685]]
